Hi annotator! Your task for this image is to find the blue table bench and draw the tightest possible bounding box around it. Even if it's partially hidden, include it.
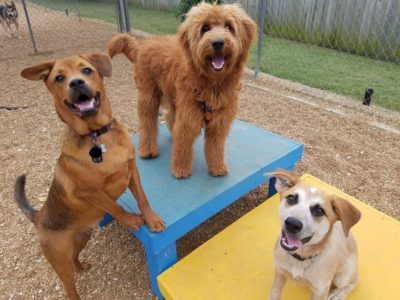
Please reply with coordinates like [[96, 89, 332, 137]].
[[101, 120, 303, 298]]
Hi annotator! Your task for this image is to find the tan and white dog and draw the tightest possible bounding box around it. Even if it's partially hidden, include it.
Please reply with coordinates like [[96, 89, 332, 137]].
[[267, 169, 361, 300]]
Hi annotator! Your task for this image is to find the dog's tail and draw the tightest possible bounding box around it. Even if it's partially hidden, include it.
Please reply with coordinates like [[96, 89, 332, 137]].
[[15, 174, 37, 223], [107, 34, 138, 63]]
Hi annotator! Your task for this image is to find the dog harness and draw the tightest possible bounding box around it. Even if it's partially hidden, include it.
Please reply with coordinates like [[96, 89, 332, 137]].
[[290, 252, 319, 262], [85, 119, 114, 163], [200, 102, 212, 121]]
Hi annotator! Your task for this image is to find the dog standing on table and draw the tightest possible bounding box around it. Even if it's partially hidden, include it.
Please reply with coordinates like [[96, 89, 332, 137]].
[[15, 53, 165, 300], [0, 1, 19, 38], [107, 3, 257, 178], [267, 169, 361, 300]]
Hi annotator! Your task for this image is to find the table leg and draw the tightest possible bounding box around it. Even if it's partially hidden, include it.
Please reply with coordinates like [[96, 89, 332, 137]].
[[144, 242, 177, 299], [98, 213, 114, 227], [268, 176, 277, 197]]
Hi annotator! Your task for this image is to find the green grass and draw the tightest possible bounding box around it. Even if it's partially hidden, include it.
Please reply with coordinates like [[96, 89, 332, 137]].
[[30, 0, 180, 34], [31, 0, 400, 111], [248, 37, 400, 111]]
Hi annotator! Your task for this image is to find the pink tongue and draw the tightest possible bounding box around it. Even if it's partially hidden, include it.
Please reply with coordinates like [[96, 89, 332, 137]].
[[76, 99, 95, 111], [286, 234, 302, 248], [212, 55, 225, 69]]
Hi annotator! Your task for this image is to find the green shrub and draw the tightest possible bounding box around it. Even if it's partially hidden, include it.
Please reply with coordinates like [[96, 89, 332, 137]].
[[175, 0, 223, 21]]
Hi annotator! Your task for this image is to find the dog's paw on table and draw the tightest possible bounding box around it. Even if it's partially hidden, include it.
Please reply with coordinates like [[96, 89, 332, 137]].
[[121, 213, 145, 230], [209, 163, 229, 177], [143, 211, 166, 232], [138, 145, 159, 159], [171, 166, 193, 179]]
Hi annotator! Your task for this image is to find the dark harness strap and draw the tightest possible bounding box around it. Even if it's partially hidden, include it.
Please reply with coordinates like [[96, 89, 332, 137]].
[[199, 102, 212, 121]]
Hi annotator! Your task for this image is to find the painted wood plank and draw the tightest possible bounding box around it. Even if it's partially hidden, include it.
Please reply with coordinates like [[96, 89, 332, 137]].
[[158, 174, 400, 300], [117, 120, 303, 254]]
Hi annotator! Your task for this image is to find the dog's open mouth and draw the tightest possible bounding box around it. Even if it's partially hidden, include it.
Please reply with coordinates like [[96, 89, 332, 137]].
[[65, 92, 100, 118], [280, 231, 313, 252], [210, 54, 225, 71]]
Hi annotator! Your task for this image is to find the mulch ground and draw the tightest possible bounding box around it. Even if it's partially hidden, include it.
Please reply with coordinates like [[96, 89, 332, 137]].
[[1, 3, 399, 300]]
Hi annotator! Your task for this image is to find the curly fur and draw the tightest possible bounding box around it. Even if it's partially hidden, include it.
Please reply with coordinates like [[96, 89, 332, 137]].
[[108, 3, 257, 178]]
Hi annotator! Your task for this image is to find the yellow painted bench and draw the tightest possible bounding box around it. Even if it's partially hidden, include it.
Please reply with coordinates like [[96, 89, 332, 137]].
[[157, 174, 400, 299]]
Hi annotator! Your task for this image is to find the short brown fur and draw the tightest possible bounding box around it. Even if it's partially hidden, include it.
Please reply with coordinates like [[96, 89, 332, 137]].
[[107, 3, 257, 178], [15, 54, 165, 299]]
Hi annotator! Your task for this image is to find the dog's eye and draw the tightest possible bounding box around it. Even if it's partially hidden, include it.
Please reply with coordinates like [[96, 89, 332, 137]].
[[310, 205, 325, 217], [54, 75, 65, 83], [82, 68, 92, 75], [225, 24, 234, 32], [286, 194, 298, 205], [201, 25, 210, 34]]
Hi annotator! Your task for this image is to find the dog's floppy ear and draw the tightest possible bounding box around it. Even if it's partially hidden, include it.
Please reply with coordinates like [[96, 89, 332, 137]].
[[21, 61, 55, 81], [230, 4, 258, 50], [240, 13, 258, 50], [177, 19, 191, 58], [330, 195, 361, 237], [81, 53, 112, 77], [264, 169, 299, 193]]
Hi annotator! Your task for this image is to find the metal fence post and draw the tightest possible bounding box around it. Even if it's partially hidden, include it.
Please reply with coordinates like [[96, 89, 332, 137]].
[[255, 0, 267, 79], [122, 0, 130, 32], [116, 0, 130, 33], [75, 0, 81, 21], [21, 0, 38, 53]]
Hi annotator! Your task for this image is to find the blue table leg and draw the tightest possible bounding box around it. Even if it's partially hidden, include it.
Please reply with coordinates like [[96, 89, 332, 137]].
[[267, 176, 277, 197], [144, 242, 177, 299], [99, 213, 114, 227]]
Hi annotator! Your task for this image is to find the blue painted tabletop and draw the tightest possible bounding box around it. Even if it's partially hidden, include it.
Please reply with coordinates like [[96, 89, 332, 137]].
[[117, 120, 302, 252]]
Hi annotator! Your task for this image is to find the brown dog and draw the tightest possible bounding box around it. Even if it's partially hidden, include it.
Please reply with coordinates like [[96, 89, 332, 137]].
[[267, 169, 361, 300], [15, 53, 165, 300], [107, 3, 257, 178]]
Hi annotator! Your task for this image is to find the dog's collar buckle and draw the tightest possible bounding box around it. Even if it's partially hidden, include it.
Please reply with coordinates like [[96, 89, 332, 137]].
[[200, 102, 212, 121], [290, 252, 318, 262]]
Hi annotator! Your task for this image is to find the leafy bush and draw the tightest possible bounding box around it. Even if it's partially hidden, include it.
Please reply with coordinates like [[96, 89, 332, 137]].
[[175, 0, 223, 21]]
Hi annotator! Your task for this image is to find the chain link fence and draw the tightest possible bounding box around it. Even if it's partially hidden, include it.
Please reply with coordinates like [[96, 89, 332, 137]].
[[6, 0, 398, 63], [0, 0, 119, 60], [120, 0, 399, 110], [1, 0, 399, 110], [258, 0, 400, 111], [264, 0, 400, 63]]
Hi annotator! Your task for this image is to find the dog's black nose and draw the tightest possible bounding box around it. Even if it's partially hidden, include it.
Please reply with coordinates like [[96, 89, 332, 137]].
[[285, 217, 303, 234], [69, 78, 85, 89], [212, 39, 224, 51]]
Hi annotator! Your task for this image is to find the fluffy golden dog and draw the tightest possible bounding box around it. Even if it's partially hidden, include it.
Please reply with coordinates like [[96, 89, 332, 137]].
[[108, 3, 257, 178]]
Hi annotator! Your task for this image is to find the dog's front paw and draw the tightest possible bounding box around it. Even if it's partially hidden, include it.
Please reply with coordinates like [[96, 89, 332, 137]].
[[172, 165, 192, 179], [143, 210, 166, 232], [138, 144, 159, 159], [122, 213, 145, 230], [328, 287, 352, 300], [75, 261, 92, 273], [209, 163, 229, 177], [328, 293, 343, 300]]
